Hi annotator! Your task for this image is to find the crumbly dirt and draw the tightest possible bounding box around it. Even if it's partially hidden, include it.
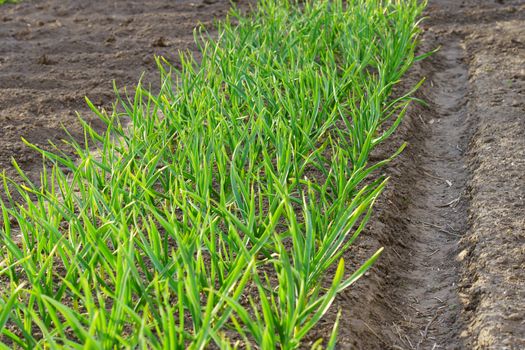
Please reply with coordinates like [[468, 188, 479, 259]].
[[0, 0, 244, 192], [1, 0, 524, 349], [315, 0, 525, 349], [458, 15, 525, 350]]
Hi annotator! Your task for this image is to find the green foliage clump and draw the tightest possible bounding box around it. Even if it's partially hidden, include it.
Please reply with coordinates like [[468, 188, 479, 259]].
[[0, 0, 426, 348]]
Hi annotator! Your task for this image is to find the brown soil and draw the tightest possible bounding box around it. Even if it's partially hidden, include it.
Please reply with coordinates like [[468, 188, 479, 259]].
[[1, 0, 524, 349], [319, 0, 525, 349], [0, 0, 242, 191]]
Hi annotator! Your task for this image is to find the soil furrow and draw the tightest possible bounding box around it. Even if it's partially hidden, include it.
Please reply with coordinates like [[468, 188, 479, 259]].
[[392, 37, 470, 350], [313, 32, 474, 350], [387, 2, 525, 348], [334, 2, 524, 349]]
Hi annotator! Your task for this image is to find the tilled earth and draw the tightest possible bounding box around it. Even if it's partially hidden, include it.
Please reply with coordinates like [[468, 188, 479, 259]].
[[323, 0, 525, 349], [0, 0, 240, 187], [1, 0, 524, 349]]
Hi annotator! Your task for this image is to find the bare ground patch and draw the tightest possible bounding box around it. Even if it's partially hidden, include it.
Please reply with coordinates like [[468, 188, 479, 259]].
[[0, 0, 242, 190]]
